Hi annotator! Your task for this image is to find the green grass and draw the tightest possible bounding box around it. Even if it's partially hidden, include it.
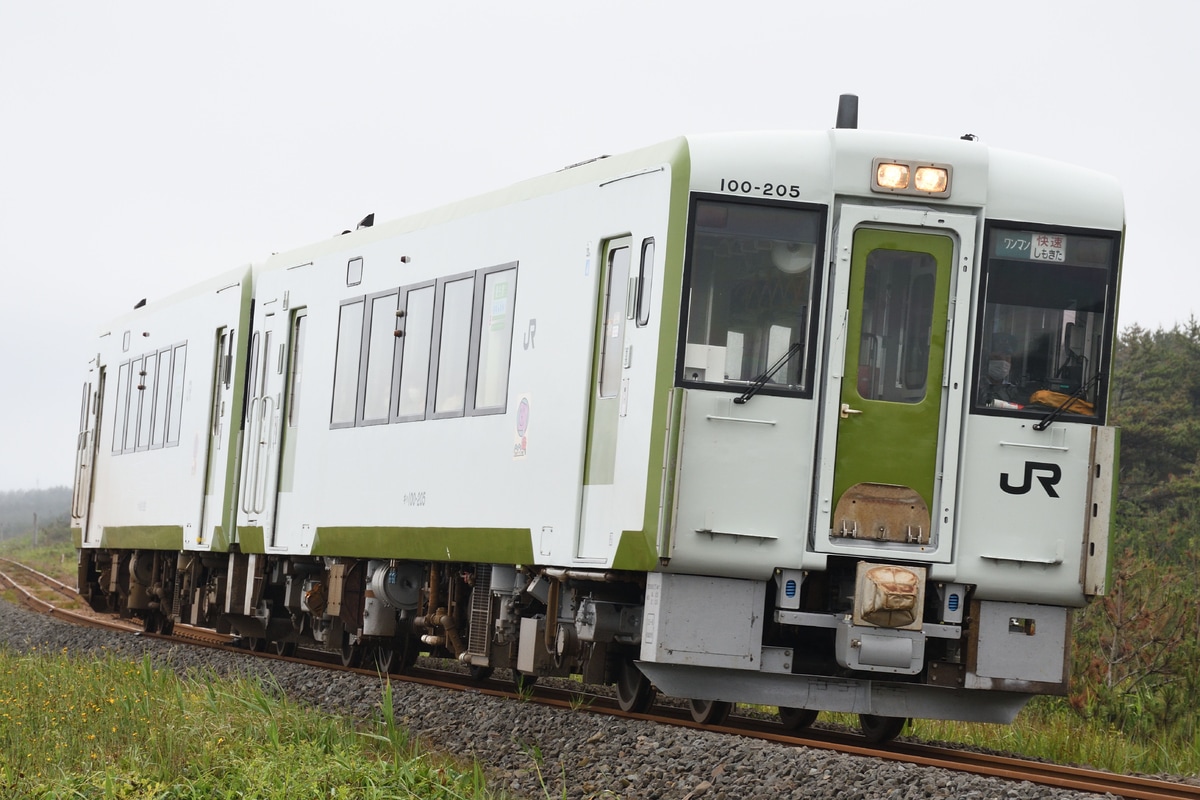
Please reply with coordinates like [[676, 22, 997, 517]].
[[0, 529, 75, 583], [0, 648, 499, 799]]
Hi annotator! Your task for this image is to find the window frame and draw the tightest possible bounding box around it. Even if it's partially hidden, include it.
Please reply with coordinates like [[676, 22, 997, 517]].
[[110, 341, 187, 454], [358, 289, 400, 427], [150, 345, 172, 449], [675, 192, 827, 401], [599, 242, 632, 399], [135, 350, 158, 451], [970, 220, 1122, 422], [330, 297, 366, 429], [391, 280, 437, 424], [329, 262, 520, 429], [346, 256, 364, 287], [469, 261, 519, 416], [428, 271, 478, 420], [635, 237, 655, 328], [112, 360, 131, 453], [164, 343, 187, 447]]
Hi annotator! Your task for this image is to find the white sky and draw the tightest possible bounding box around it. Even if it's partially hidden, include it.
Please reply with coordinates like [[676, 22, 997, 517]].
[[1, 1, 1195, 491]]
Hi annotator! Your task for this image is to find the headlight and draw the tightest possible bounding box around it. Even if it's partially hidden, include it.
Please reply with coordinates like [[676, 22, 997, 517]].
[[871, 157, 952, 198], [875, 162, 910, 190], [914, 166, 949, 193]]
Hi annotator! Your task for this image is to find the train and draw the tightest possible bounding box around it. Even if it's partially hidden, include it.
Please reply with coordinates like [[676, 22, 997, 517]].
[[70, 97, 1122, 741]]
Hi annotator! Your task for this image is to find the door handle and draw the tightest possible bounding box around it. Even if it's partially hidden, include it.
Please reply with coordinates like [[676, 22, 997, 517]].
[[840, 403, 863, 419]]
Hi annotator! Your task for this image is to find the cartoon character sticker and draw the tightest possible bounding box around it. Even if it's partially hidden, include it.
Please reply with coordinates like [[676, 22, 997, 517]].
[[514, 395, 531, 459]]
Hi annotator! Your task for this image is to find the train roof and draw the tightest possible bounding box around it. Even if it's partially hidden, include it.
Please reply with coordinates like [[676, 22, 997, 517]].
[[110, 127, 1124, 322], [255, 127, 1123, 275]]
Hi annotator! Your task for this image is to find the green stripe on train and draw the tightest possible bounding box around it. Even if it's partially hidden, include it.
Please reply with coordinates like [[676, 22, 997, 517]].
[[238, 526, 266, 554], [612, 530, 659, 571], [100, 526, 184, 550], [311, 527, 535, 563]]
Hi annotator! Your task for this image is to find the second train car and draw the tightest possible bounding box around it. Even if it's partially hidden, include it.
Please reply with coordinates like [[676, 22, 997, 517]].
[[72, 98, 1121, 741]]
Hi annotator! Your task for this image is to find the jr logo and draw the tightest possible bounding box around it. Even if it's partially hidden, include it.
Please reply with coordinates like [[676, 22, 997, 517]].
[[1000, 461, 1062, 498]]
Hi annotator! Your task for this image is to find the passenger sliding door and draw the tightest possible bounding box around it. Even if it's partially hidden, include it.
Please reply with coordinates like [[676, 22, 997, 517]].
[[269, 309, 307, 548], [578, 237, 632, 559], [199, 328, 235, 547], [240, 326, 278, 539]]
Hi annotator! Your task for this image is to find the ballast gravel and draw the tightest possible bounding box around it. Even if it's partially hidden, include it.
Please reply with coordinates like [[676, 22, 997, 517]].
[[0, 601, 1124, 799]]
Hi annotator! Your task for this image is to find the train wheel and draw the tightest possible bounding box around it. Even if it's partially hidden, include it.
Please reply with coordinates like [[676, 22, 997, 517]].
[[778, 707, 819, 731], [142, 610, 174, 635], [273, 640, 298, 657], [688, 699, 731, 725], [340, 641, 363, 668], [371, 645, 397, 673], [614, 660, 654, 713], [858, 714, 906, 743]]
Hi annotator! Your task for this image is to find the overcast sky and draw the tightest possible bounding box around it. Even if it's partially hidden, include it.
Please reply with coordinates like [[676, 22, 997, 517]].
[[2, 1, 1195, 492]]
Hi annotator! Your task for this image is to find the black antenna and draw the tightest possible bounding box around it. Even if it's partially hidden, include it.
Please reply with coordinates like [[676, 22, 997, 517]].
[[836, 94, 859, 129]]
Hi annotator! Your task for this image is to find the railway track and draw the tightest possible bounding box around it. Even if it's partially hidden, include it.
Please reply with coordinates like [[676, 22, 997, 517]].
[[1, 557, 1194, 800]]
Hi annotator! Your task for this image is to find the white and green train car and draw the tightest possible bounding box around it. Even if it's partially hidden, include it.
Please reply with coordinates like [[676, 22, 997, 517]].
[[73, 98, 1122, 740]]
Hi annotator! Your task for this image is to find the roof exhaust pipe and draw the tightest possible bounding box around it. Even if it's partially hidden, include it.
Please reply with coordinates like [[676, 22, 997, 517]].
[[836, 94, 859, 129]]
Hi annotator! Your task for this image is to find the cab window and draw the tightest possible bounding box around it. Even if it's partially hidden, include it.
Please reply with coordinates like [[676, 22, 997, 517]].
[[974, 225, 1119, 419], [679, 195, 824, 398]]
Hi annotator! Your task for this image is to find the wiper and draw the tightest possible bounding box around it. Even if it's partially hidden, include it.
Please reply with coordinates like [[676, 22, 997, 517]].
[[1033, 371, 1102, 431], [734, 342, 801, 405]]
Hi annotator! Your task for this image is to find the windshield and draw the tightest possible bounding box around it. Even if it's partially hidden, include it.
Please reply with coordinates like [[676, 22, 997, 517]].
[[679, 196, 824, 397], [974, 225, 1119, 420]]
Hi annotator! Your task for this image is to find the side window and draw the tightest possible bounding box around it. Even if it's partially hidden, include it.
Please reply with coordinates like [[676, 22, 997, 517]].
[[360, 291, 398, 425], [329, 263, 519, 429], [165, 344, 187, 446], [330, 299, 365, 427], [431, 275, 476, 418], [472, 265, 518, 414], [136, 351, 157, 449], [113, 361, 130, 453], [636, 238, 655, 327], [347, 256, 363, 287], [151, 347, 171, 448], [395, 284, 435, 421], [123, 356, 141, 452], [599, 244, 632, 398]]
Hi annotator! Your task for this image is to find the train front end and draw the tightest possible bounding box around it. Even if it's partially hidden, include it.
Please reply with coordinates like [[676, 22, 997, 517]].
[[637, 123, 1122, 734]]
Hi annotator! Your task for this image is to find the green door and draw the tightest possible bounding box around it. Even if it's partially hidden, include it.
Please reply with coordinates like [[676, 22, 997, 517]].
[[831, 228, 954, 544]]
